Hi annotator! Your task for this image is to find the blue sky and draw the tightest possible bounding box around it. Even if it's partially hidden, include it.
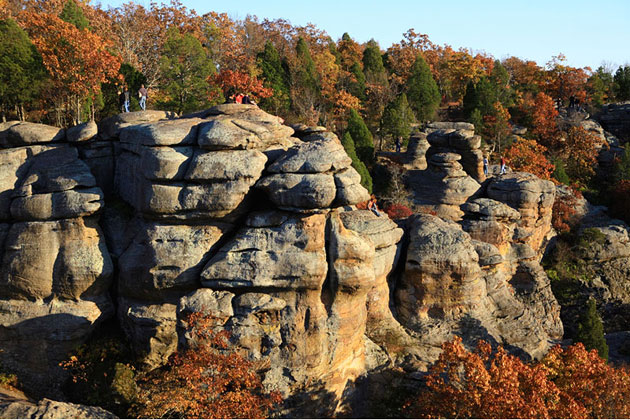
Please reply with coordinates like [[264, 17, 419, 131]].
[[100, 0, 629, 70]]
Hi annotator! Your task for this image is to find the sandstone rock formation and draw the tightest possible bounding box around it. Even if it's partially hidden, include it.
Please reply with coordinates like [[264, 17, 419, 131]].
[[0, 111, 569, 415], [0, 124, 113, 397], [596, 102, 630, 142]]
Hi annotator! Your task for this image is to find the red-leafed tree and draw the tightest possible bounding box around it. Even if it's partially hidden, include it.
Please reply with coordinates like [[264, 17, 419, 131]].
[[504, 136, 555, 181], [404, 337, 630, 419], [210, 69, 273, 101]]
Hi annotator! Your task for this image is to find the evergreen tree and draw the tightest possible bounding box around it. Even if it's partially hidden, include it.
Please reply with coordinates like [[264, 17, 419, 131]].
[[489, 60, 514, 108], [295, 37, 320, 95], [0, 18, 47, 121], [158, 28, 214, 114], [613, 65, 630, 101], [468, 108, 484, 133], [347, 108, 374, 164], [380, 93, 415, 144], [575, 299, 609, 361], [362, 39, 388, 85], [257, 41, 290, 114], [348, 61, 366, 101], [341, 132, 372, 193], [588, 67, 614, 108], [463, 77, 494, 117], [405, 54, 440, 122], [60, 0, 89, 30]]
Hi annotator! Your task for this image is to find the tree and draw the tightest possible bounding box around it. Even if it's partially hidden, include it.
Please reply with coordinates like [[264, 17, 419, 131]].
[[380, 93, 415, 147], [362, 39, 387, 85], [341, 132, 372, 193], [256, 41, 290, 114], [135, 313, 281, 418], [588, 66, 614, 108], [405, 53, 440, 122], [347, 108, 374, 164], [158, 27, 214, 114], [0, 18, 47, 121], [59, 0, 88, 30], [530, 92, 561, 150], [575, 299, 609, 361], [348, 61, 366, 101], [404, 337, 630, 419], [562, 126, 598, 187], [21, 11, 121, 125], [291, 37, 321, 124], [504, 136, 554, 181], [211, 70, 272, 103], [614, 65, 630, 101]]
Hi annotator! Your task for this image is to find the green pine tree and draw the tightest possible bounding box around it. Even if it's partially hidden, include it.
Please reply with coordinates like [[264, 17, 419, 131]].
[[614, 65, 630, 101], [575, 299, 609, 361], [362, 39, 388, 85], [380, 93, 415, 145], [295, 37, 320, 95], [341, 132, 372, 193], [347, 108, 374, 164], [348, 61, 367, 101], [0, 18, 47, 121], [257, 41, 290, 114], [60, 0, 90, 30], [158, 28, 214, 114], [405, 54, 440, 122]]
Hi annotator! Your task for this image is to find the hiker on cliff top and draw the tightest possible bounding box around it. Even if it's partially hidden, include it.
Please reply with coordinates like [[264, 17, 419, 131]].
[[138, 84, 148, 111], [234, 93, 244, 104], [118, 89, 125, 113], [367, 195, 382, 217], [500, 156, 507, 174], [483, 156, 488, 176], [123, 86, 130, 113], [395, 136, 402, 153]]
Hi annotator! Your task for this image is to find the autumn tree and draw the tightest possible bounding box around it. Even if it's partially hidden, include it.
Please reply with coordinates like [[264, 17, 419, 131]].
[[575, 299, 609, 361], [562, 126, 599, 187], [405, 53, 440, 122], [529, 92, 561, 149], [159, 27, 214, 114], [257, 41, 290, 114], [341, 132, 372, 193], [21, 11, 121, 125], [0, 18, 47, 121], [380, 93, 415, 148], [404, 337, 630, 419], [545, 54, 589, 105], [135, 313, 281, 419], [504, 136, 554, 180]]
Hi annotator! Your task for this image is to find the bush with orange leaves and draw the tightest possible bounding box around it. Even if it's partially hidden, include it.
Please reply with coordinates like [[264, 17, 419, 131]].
[[552, 192, 578, 233], [135, 312, 281, 419], [504, 136, 555, 181], [383, 203, 413, 220], [404, 337, 630, 419]]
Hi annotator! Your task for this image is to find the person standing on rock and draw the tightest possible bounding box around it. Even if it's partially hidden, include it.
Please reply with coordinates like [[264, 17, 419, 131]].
[[138, 84, 148, 111], [500, 156, 507, 174], [123, 86, 130, 113], [483, 156, 489, 176], [118, 89, 126, 113], [395, 136, 402, 153]]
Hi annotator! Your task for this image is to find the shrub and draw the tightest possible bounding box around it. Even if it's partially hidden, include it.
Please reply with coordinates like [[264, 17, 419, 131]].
[[552, 193, 577, 233], [404, 337, 630, 419], [134, 313, 281, 419], [383, 203, 413, 220]]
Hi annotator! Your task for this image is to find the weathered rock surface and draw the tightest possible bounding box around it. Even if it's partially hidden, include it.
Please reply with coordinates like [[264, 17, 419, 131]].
[[406, 152, 480, 220], [0, 387, 117, 419], [0, 121, 113, 397], [596, 102, 630, 142], [425, 126, 485, 182], [403, 132, 429, 170]]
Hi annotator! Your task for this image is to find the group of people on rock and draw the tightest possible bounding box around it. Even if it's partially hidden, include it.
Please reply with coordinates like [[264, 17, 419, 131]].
[[119, 84, 148, 113], [483, 155, 507, 176], [228, 92, 257, 105]]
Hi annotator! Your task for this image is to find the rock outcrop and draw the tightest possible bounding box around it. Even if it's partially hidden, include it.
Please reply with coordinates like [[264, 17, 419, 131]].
[[0, 123, 113, 397], [0, 111, 568, 415], [596, 102, 630, 142]]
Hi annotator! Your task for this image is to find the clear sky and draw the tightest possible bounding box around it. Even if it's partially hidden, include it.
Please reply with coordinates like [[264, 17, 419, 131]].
[[100, 0, 630, 70]]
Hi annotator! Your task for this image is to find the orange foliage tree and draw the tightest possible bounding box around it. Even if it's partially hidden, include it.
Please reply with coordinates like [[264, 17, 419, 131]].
[[562, 126, 599, 187], [545, 54, 589, 104], [530, 92, 561, 149], [20, 10, 121, 124], [210, 69, 273, 101], [135, 312, 281, 419], [504, 136, 555, 180], [404, 337, 630, 419]]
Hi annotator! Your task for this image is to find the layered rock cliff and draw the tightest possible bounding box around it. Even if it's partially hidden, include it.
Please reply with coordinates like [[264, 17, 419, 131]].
[[0, 106, 566, 414]]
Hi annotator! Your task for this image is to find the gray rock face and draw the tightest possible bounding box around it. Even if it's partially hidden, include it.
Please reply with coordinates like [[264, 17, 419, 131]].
[[404, 132, 430, 170], [596, 102, 630, 142], [0, 388, 117, 419], [67, 121, 98, 143], [406, 152, 481, 220], [425, 127, 485, 182], [0, 122, 113, 397]]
